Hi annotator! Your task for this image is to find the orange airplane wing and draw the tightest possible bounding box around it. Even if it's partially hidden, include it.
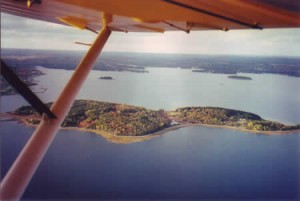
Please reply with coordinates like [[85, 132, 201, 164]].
[[1, 0, 300, 33]]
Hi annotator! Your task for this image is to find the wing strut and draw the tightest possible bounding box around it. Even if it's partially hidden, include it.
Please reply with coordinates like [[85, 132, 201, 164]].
[[0, 13, 112, 201], [0, 59, 56, 119]]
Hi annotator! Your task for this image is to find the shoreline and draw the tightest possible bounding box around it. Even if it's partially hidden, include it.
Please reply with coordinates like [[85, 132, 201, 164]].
[[59, 124, 300, 144], [2, 113, 300, 144]]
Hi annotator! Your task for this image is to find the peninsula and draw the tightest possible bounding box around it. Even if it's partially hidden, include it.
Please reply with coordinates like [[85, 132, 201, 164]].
[[13, 100, 300, 142], [1, 68, 44, 96]]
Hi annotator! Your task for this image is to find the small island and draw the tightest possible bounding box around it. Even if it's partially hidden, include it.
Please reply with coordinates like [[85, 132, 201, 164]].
[[98, 76, 113, 80], [11, 100, 300, 143], [192, 69, 206, 73], [227, 75, 252, 80]]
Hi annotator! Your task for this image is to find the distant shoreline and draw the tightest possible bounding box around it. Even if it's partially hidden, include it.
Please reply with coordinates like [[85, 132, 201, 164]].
[[1, 48, 300, 77]]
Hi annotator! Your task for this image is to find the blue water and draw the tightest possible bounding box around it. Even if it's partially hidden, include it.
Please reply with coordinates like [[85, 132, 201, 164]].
[[1, 122, 299, 200], [36, 67, 300, 124], [2, 67, 300, 124], [1, 67, 300, 200]]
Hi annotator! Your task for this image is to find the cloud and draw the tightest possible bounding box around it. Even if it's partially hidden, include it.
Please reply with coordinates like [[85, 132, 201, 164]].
[[1, 13, 300, 56]]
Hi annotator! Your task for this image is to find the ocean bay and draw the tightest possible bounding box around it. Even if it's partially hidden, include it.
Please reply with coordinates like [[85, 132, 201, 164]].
[[35, 67, 300, 124], [1, 66, 300, 200]]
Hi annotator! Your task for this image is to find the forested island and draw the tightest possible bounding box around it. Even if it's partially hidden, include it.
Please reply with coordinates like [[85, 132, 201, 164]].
[[15, 100, 171, 136], [98, 76, 113, 80], [227, 75, 252, 80], [13, 100, 300, 139]]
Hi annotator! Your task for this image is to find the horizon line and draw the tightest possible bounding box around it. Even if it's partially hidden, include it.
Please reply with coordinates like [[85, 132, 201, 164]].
[[1, 47, 300, 58]]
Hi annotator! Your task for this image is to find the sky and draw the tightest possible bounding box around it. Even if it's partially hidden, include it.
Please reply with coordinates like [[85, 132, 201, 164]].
[[1, 13, 300, 57]]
